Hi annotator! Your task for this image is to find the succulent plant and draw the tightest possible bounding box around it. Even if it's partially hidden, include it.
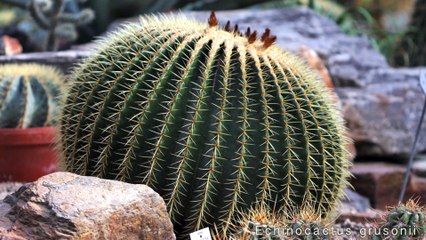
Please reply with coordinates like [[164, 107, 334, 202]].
[[0, 64, 64, 128], [373, 200, 426, 240], [60, 12, 350, 238], [217, 203, 331, 239]]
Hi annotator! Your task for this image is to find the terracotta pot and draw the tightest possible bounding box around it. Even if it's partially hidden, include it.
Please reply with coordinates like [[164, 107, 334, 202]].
[[0, 127, 59, 182]]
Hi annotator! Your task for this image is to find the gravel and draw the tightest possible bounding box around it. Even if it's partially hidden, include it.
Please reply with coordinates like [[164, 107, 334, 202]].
[[334, 219, 377, 240]]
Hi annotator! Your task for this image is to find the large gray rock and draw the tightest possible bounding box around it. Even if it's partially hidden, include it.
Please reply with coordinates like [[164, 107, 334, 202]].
[[338, 72, 426, 157], [0, 172, 175, 240]]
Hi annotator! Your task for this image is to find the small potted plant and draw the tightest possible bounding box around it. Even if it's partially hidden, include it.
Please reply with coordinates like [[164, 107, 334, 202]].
[[0, 63, 64, 182]]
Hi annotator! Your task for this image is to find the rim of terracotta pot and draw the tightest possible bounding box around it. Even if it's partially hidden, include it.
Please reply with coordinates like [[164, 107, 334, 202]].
[[0, 127, 58, 146]]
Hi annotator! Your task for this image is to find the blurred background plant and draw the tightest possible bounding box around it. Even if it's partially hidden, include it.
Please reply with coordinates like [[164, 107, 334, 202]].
[[393, 0, 426, 67], [0, 0, 424, 68], [0, 0, 93, 52]]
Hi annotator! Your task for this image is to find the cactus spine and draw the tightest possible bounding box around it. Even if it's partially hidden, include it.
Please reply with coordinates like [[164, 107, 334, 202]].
[[0, 64, 64, 128], [60, 13, 350, 238]]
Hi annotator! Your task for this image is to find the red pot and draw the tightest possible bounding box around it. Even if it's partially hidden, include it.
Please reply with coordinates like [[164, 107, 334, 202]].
[[0, 127, 59, 182]]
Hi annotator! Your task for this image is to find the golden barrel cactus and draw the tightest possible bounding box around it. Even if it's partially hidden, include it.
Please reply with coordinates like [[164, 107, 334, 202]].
[[60, 13, 350, 238]]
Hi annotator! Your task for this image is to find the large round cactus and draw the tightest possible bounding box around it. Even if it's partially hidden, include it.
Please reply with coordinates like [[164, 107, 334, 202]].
[[61, 13, 350, 237], [0, 64, 64, 128]]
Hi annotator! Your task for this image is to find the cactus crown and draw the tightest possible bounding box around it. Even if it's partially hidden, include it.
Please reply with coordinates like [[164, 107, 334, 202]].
[[61, 13, 350, 238], [0, 64, 64, 128]]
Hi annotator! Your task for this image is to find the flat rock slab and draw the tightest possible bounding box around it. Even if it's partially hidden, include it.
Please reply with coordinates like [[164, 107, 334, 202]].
[[351, 162, 405, 210], [0, 172, 175, 240], [350, 162, 426, 209]]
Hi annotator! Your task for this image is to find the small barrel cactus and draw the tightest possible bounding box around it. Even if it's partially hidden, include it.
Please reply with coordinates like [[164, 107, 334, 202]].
[[0, 64, 64, 128], [224, 204, 283, 239], [221, 204, 331, 239], [373, 200, 426, 240], [60, 13, 350, 237]]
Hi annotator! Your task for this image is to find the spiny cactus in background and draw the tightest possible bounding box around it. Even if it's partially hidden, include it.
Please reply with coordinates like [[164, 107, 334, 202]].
[[394, 0, 426, 66], [0, 64, 64, 128], [60, 12, 350, 238], [0, 0, 94, 51], [373, 200, 426, 240]]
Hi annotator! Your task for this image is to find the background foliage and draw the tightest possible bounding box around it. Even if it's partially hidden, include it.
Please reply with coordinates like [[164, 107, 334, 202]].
[[0, 0, 423, 67]]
